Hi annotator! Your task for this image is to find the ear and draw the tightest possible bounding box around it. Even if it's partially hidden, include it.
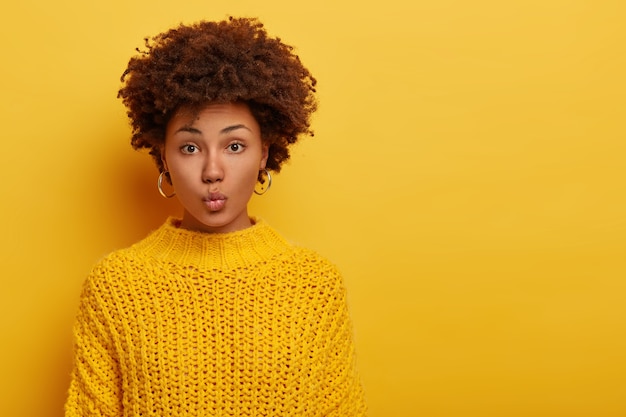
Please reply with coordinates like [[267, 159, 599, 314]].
[[260, 143, 269, 169]]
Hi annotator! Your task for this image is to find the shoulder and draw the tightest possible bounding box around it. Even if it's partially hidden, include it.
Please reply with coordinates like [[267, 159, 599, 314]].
[[88, 245, 140, 275], [81, 234, 156, 293], [276, 241, 335, 265], [275, 247, 351, 319], [87, 220, 170, 280], [273, 245, 346, 288], [287, 246, 339, 270], [79, 249, 131, 293]]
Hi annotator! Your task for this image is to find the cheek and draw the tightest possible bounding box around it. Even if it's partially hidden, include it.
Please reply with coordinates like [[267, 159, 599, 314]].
[[167, 162, 195, 188], [232, 155, 263, 177], [238, 165, 261, 189]]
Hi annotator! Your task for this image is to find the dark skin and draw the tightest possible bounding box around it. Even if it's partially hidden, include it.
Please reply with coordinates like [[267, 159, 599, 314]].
[[118, 17, 317, 181]]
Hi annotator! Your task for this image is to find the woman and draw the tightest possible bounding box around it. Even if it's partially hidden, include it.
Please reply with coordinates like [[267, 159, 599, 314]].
[[65, 17, 366, 416]]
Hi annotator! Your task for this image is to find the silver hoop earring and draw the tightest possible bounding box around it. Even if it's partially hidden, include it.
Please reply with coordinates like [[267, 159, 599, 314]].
[[157, 171, 176, 198], [254, 168, 272, 195]]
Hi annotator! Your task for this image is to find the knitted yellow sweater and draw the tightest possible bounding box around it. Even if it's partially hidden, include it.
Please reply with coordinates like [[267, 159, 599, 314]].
[[65, 218, 366, 416]]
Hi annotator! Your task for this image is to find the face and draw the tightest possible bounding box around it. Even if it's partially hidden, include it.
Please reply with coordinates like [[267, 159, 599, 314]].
[[162, 102, 268, 234]]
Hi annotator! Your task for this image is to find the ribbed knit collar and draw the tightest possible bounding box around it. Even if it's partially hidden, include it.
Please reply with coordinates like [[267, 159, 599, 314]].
[[131, 217, 292, 270]]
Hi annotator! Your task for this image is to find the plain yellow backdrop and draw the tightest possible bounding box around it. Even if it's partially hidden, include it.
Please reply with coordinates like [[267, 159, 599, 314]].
[[1, 1, 625, 416]]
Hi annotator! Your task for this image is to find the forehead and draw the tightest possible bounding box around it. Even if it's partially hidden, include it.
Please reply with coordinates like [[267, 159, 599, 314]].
[[167, 102, 260, 133]]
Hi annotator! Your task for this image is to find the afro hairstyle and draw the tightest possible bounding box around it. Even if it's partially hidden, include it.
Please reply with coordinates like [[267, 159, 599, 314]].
[[118, 17, 318, 180]]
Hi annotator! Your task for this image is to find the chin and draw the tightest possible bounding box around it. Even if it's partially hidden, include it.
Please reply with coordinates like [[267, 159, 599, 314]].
[[183, 210, 250, 233]]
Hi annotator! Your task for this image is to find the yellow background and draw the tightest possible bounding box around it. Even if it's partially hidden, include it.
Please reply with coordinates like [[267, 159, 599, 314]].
[[1, 1, 625, 416]]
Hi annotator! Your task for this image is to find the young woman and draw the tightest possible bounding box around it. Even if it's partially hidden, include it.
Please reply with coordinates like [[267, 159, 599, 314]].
[[65, 17, 366, 416]]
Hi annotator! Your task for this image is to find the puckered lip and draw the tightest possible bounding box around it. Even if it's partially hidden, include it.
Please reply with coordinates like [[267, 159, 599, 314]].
[[204, 192, 227, 202]]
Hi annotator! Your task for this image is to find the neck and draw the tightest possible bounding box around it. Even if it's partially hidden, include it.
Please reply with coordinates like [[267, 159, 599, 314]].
[[179, 209, 253, 234], [132, 217, 291, 271]]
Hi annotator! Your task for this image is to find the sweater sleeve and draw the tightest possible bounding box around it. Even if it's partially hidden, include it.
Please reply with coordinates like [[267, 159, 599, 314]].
[[65, 270, 123, 417], [318, 263, 367, 416]]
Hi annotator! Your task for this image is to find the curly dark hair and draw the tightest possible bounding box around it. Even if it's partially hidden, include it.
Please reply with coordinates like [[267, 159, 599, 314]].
[[118, 17, 317, 180]]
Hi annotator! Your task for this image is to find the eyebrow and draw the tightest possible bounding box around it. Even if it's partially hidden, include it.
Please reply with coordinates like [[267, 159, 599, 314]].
[[219, 124, 251, 135], [174, 124, 252, 135], [175, 126, 202, 135]]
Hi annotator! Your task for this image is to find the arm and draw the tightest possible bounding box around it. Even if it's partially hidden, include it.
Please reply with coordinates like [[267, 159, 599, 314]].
[[65, 273, 123, 417], [318, 264, 367, 417]]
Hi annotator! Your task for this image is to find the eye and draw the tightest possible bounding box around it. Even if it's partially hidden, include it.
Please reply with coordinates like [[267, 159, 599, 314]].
[[227, 142, 245, 153], [181, 144, 198, 154]]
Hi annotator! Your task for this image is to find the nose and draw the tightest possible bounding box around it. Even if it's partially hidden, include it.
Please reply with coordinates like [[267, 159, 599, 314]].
[[202, 153, 224, 183]]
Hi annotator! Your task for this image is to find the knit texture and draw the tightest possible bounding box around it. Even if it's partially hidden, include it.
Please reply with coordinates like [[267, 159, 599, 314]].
[[65, 218, 366, 416]]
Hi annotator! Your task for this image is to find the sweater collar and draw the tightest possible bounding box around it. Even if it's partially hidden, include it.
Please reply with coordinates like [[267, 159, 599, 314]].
[[131, 217, 291, 270]]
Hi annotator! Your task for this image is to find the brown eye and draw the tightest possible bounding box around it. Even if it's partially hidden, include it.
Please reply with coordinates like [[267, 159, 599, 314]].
[[181, 144, 197, 154], [228, 143, 245, 153]]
